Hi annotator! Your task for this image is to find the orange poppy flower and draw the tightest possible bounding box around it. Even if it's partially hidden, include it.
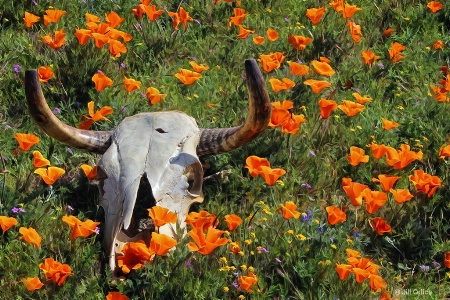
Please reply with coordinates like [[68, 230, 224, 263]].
[[259, 166, 286, 186], [19, 227, 42, 248], [385, 144, 422, 170], [85, 12, 101, 23], [329, 0, 344, 12], [123, 77, 141, 92], [106, 291, 129, 300], [187, 226, 228, 255], [430, 84, 449, 102], [383, 28, 394, 37], [352, 267, 370, 283], [444, 252, 450, 269], [144, 5, 164, 21], [326, 206, 346, 225], [271, 99, 294, 110], [14, 133, 40, 151], [224, 214, 242, 231], [105, 11, 124, 28], [174, 68, 202, 85], [338, 100, 365, 116], [361, 189, 388, 214], [168, 7, 193, 31], [289, 62, 309, 76], [438, 144, 450, 159], [427, 1, 443, 13], [41, 29, 67, 50], [253, 35, 265, 45], [228, 8, 247, 27], [90, 32, 109, 48], [62, 215, 100, 239], [268, 107, 290, 127], [34, 167, 65, 185], [79, 101, 113, 130], [346, 248, 361, 258], [372, 174, 401, 192], [335, 263, 352, 280], [0, 216, 18, 232], [319, 56, 331, 63], [145, 87, 167, 105], [280, 114, 306, 135], [185, 210, 218, 230], [346, 20, 362, 42], [149, 232, 178, 256], [370, 217, 392, 235], [37, 66, 54, 83], [347, 146, 369, 166], [341, 3, 361, 18], [318, 98, 338, 119], [368, 142, 388, 159], [33, 151, 50, 168], [390, 188, 413, 204], [303, 79, 331, 94], [75, 29, 92, 45], [306, 7, 326, 25], [288, 34, 313, 50], [244, 155, 271, 177], [21, 277, 44, 292], [388, 42, 406, 63], [266, 28, 279, 42], [108, 39, 127, 57], [433, 40, 445, 50], [80, 164, 97, 180], [237, 25, 254, 39], [279, 201, 301, 220], [229, 241, 241, 254], [368, 274, 387, 292], [259, 52, 285, 72], [311, 60, 335, 77], [238, 271, 258, 291], [39, 258, 73, 286], [269, 78, 295, 92], [408, 169, 441, 198], [352, 92, 372, 104], [361, 50, 380, 66], [189, 61, 209, 73], [23, 12, 40, 28], [92, 71, 113, 91], [43, 9, 66, 26], [117, 240, 153, 273], [381, 118, 399, 130], [148, 206, 178, 227], [342, 177, 368, 207]]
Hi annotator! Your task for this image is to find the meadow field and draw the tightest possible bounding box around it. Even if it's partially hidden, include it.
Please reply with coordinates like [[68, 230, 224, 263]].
[[0, 0, 449, 299]]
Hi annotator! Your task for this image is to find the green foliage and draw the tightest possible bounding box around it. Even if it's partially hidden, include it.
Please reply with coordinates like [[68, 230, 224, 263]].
[[1, 0, 449, 299]]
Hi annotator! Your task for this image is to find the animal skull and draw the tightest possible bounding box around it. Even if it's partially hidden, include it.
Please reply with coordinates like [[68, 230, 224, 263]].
[[25, 59, 271, 271]]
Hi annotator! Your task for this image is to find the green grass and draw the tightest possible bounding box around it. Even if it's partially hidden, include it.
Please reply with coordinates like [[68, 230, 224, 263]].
[[0, 0, 449, 299]]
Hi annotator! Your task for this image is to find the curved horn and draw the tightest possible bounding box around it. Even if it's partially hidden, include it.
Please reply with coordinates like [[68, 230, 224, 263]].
[[197, 59, 271, 156], [25, 69, 112, 154]]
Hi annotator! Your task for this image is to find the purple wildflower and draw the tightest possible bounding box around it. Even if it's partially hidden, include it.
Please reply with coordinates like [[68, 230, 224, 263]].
[[275, 258, 282, 263], [94, 227, 100, 235], [232, 281, 239, 288], [67, 205, 74, 211], [185, 261, 192, 267], [302, 210, 312, 222], [420, 265, 430, 273], [301, 183, 312, 189], [66, 147, 73, 154], [52, 107, 61, 115], [284, 17, 289, 22], [11, 207, 26, 214], [13, 64, 21, 73], [120, 62, 126, 69]]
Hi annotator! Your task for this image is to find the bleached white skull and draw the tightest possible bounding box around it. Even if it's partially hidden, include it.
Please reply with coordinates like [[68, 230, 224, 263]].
[[25, 59, 271, 271]]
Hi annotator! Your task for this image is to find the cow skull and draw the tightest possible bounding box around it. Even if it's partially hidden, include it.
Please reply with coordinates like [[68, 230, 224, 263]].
[[25, 59, 271, 271]]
